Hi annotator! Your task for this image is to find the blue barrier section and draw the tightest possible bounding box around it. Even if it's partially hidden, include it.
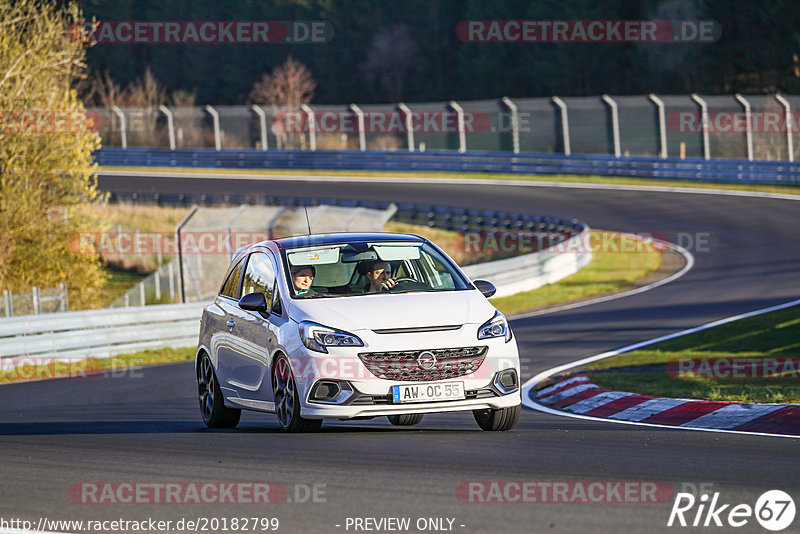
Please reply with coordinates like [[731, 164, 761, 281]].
[[95, 147, 800, 185]]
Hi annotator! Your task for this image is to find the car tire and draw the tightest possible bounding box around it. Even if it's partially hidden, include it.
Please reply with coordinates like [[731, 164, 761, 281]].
[[387, 414, 424, 426], [272, 355, 322, 433], [472, 404, 520, 431], [198, 353, 241, 428]]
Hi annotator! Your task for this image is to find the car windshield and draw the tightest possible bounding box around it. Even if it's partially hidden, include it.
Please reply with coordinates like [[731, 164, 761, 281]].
[[282, 240, 471, 298]]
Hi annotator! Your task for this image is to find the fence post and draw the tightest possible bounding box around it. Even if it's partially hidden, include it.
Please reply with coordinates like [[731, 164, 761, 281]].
[[501, 96, 519, 154], [124, 293, 130, 307], [251, 105, 268, 150], [60, 282, 68, 312], [175, 205, 199, 303], [690, 94, 710, 160], [111, 106, 127, 148], [449, 101, 467, 153], [551, 96, 571, 156], [3, 289, 11, 317], [349, 104, 366, 151], [158, 105, 176, 150], [204, 105, 222, 150], [775, 94, 794, 162], [301, 104, 317, 151], [32, 286, 41, 314], [648, 94, 668, 158], [139, 281, 146, 306], [601, 95, 621, 157], [154, 267, 162, 301], [156, 234, 163, 266], [734, 94, 754, 161], [168, 262, 175, 301], [398, 103, 414, 152]]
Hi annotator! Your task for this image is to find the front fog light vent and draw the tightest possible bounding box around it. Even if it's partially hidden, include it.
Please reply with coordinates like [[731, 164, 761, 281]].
[[493, 369, 519, 394], [309, 380, 353, 404]]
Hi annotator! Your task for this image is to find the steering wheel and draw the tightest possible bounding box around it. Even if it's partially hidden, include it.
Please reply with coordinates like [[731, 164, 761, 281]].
[[387, 277, 431, 292]]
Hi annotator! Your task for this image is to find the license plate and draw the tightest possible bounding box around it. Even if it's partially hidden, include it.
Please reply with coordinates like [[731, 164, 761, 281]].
[[392, 382, 465, 403]]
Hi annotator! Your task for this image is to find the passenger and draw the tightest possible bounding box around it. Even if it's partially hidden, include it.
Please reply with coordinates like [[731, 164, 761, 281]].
[[291, 265, 315, 296], [365, 261, 397, 293]]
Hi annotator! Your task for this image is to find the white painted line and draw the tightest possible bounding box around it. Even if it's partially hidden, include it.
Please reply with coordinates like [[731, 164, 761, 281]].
[[608, 398, 688, 422], [522, 297, 800, 439], [535, 375, 588, 397], [565, 391, 636, 414], [538, 383, 598, 405], [97, 170, 800, 203], [682, 403, 787, 430]]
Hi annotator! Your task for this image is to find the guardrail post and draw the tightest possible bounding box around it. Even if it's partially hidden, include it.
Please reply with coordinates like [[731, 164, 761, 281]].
[[250, 105, 268, 150], [551, 96, 571, 156], [449, 101, 467, 153], [775, 94, 794, 162], [32, 286, 41, 314], [204, 105, 222, 150], [154, 268, 161, 301], [111, 106, 127, 149], [158, 105, 176, 150], [691, 94, 710, 160], [398, 103, 414, 152], [501, 96, 520, 154], [3, 289, 12, 317], [301, 104, 316, 151], [601, 95, 621, 157], [60, 282, 68, 312], [648, 94, 668, 158], [734, 94, 754, 161], [168, 262, 175, 301], [349, 104, 366, 151]]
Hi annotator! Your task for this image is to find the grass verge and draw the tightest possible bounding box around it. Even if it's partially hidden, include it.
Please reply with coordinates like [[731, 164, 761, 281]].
[[100, 166, 800, 198], [492, 230, 667, 316], [582, 304, 800, 403], [0, 347, 195, 384]]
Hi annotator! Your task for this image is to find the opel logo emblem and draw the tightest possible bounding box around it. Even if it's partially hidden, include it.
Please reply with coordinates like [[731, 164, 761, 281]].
[[417, 351, 437, 370]]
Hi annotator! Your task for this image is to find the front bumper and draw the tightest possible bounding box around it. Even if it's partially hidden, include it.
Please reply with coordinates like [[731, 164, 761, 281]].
[[287, 330, 521, 420]]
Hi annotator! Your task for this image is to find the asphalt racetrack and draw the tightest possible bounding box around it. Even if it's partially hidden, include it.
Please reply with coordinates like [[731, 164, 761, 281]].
[[1, 172, 798, 533]]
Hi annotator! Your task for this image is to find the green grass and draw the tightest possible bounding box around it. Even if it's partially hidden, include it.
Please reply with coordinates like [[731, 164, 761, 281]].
[[581, 305, 800, 403], [0, 346, 195, 384], [95, 266, 147, 309], [101, 166, 800, 197], [492, 230, 665, 316]]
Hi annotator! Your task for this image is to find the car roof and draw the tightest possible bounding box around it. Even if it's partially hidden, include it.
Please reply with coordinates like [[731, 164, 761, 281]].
[[272, 232, 426, 250]]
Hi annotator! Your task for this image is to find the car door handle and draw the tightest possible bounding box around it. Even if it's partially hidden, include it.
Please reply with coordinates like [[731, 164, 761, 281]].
[[226, 319, 236, 330]]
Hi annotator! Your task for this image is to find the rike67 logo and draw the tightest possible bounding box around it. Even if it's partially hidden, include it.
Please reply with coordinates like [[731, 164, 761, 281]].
[[668, 490, 795, 531]]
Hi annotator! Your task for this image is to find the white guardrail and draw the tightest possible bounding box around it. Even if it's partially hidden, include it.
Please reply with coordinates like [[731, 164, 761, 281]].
[[0, 227, 590, 363]]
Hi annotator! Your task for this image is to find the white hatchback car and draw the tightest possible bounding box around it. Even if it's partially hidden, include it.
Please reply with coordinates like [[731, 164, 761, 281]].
[[196, 232, 521, 432]]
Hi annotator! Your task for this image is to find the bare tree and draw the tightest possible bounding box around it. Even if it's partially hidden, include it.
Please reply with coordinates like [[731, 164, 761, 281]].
[[248, 57, 316, 109]]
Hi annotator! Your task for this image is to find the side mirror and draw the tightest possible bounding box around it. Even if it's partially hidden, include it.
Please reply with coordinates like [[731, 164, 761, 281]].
[[473, 280, 496, 298], [239, 292, 269, 313]]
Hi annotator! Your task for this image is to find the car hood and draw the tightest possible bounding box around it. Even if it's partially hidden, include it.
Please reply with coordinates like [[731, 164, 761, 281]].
[[287, 290, 496, 331]]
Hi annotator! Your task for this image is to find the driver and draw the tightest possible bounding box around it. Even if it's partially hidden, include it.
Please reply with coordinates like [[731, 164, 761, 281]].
[[365, 261, 397, 293], [291, 265, 316, 296]]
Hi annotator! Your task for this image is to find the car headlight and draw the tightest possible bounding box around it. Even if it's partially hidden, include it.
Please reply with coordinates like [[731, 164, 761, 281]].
[[298, 321, 363, 353], [477, 311, 512, 343]]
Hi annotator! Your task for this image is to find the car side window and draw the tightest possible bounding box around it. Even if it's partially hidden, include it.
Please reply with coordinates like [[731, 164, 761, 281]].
[[220, 256, 246, 298], [241, 252, 276, 309]]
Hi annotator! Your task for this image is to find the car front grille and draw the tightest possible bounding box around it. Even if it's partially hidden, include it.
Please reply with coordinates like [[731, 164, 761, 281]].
[[357, 346, 488, 381]]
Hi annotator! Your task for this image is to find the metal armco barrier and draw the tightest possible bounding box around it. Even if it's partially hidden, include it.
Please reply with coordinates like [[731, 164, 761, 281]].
[[95, 147, 800, 185], [0, 303, 204, 362]]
